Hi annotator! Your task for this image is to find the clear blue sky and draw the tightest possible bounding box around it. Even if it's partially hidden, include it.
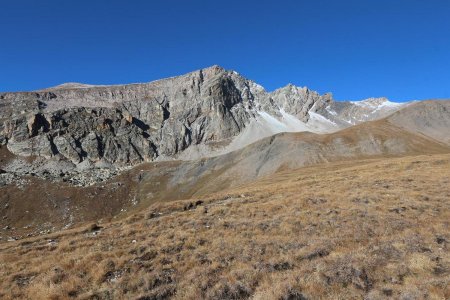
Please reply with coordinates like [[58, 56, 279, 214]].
[[1, 0, 449, 101]]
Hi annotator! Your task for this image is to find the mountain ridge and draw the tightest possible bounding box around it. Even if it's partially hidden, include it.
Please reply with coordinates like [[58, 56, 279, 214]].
[[0, 65, 434, 185], [1, 102, 449, 240]]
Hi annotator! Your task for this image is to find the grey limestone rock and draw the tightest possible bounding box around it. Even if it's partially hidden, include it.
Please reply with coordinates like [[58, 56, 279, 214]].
[[0, 65, 408, 184]]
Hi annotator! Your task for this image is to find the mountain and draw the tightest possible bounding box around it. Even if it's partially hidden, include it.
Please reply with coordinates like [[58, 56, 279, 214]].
[[1, 100, 449, 239], [1, 65, 449, 239], [387, 100, 450, 145], [0, 65, 411, 184], [109, 101, 450, 204], [1, 66, 449, 299]]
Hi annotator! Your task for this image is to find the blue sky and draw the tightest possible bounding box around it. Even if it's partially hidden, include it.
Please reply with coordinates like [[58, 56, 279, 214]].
[[1, 0, 449, 101]]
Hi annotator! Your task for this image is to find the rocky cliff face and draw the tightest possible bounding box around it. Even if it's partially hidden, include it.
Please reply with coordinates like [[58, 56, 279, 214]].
[[269, 84, 333, 122], [0, 67, 253, 165], [321, 97, 407, 126], [0, 65, 407, 184]]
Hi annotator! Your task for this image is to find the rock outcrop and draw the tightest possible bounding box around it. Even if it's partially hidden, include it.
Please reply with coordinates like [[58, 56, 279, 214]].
[[1, 66, 262, 164], [269, 84, 333, 122], [0, 65, 409, 184]]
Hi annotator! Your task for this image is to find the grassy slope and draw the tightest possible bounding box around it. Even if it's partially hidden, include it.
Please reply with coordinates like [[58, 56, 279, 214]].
[[0, 153, 449, 299], [1, 113, 450, 242], [2, 117, 449, 240]]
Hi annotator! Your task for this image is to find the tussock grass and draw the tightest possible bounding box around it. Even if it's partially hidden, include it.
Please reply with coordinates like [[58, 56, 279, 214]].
[[0, 154, 449, 299]]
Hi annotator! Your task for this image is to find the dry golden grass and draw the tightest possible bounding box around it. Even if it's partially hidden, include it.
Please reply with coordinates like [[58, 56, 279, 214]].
[[0, 153, 449, 299]]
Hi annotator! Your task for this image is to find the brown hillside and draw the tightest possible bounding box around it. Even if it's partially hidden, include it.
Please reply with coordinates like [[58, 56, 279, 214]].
[[0, 153, 449, 299], [1, 114, 449, 240]]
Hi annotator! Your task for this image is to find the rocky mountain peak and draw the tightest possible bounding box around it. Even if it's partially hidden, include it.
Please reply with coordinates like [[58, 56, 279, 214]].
[[353, 97, 393, 107], [269, 84, 333, 122], [0, 66, 410, 185], [201, 64, 226, 75], [284, 83, 308, 92]]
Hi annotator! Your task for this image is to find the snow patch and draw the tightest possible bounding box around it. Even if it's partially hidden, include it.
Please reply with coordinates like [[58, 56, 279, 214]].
[[219, 110, 311, 154]]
